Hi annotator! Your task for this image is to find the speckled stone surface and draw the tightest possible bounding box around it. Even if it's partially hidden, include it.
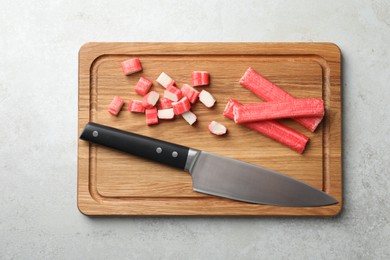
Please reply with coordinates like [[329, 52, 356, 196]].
[[1, 0, 389, 259]]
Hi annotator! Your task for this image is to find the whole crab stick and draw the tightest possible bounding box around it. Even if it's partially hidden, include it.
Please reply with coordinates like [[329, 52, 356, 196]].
[[239, 67, 324, 132], [224, 99, 309, 154], [233, 98, 324, 124]]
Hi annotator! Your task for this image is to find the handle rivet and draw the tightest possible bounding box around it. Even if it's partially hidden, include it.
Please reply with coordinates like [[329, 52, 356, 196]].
[[156, 147, 162, 154], [92, 131, 98, 137], [172, 151, 178, 158]]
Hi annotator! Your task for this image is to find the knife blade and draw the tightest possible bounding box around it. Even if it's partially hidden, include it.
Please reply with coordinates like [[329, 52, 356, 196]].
[[80, 122, 337, 207]]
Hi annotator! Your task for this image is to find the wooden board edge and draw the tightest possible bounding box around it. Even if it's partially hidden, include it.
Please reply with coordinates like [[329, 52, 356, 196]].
[[77, 42, 342, 60]]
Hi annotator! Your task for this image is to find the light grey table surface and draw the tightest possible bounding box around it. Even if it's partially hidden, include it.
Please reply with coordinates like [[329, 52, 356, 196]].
[[1, 0, 389, 259]]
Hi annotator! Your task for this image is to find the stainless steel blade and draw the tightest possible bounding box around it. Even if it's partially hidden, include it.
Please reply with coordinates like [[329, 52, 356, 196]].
[[186, 150, 337, 207]]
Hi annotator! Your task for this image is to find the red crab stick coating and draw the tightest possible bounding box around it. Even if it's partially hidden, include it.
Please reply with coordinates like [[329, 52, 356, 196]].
[[145, 107, 158, 125], [128, 100, 145, 113], [121, 58, 142, 75], [192, 71, 209, 87], [239, 68, 324, 132], [233, 98, 324, 124], [172, 97, 191, 115], [159, 97, 173, 109], [163, 85, 183, 102], [224, 99, 309, 154], [108, 96, 124, 116], [181, 84, 200, 104], [135, 76, 153, 96]]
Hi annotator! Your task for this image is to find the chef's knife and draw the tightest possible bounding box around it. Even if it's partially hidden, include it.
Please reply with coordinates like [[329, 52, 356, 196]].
[[80, 122, 337, 207]]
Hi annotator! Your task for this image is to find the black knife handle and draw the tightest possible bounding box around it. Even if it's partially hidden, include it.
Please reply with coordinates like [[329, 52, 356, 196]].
[[80, 122, 190, 170]]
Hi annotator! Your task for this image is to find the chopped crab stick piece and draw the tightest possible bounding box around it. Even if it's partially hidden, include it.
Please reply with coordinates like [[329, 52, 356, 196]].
[[145, 107, 158, 125], [224, 99, 309, 154], [159, 97, 173, 109], [199, 90, 216, 108], [156, 72, 175, 88], [121, 58, 142, 75], [108, 96, 124, 116], [172, 97, 191, 115], [240, 67, 323, 132], [192, 71, 209, 86], [157, 108, 175, 119], [181, 111, 197, 125], [233, 98, 324, 124], [128, 100, 145, 113], [163, 85, 182, 102], [142, 91, 159, 108], [181, 84, 200, 103], [135, 76, 153, 96], [208, 121, 227, 136]]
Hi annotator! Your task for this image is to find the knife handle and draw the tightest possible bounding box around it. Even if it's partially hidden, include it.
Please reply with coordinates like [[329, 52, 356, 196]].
[[80, 122, 190, 170]]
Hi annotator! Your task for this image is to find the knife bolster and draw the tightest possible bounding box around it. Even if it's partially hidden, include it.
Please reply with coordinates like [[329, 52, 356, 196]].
[[184, 148, 201, 173]]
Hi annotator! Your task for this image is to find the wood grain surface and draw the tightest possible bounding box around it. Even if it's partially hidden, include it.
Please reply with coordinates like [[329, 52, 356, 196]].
[[78, 42, 342, 216]]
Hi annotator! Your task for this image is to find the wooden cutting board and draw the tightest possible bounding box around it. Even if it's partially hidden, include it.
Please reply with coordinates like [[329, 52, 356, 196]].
[[78, 42, 342, 216]]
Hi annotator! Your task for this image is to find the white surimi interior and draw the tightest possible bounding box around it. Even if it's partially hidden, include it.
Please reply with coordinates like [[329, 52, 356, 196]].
[[156, 72, 173, 88], [157, 108, 174, 119], [209, 121, 227, 135], [164, 90, 179, 102], [199, 90, 216, 108], [182, 111, 197, 125], [148, 92, 160, 106]]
